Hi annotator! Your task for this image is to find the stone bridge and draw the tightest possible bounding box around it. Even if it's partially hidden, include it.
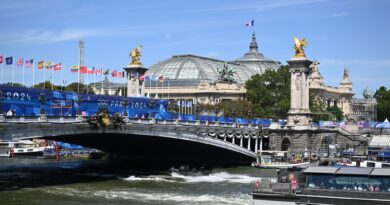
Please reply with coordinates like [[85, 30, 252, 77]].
[[0, 116, 262, 165]]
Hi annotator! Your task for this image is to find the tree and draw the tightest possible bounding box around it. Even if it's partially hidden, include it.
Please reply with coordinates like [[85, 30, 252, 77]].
[[374, 86, 390, 121], [217, 100, 254, 118], [326, 106, 344, 121], [245, 65, 290, 119], [1, 82, 25, 87], [33, 81, 60, 90], [64, 82, 94, 94]]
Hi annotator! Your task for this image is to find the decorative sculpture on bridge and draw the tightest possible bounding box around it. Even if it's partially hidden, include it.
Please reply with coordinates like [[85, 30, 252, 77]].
[[293, 37, 308, 58], [129, 45, 143, 66]]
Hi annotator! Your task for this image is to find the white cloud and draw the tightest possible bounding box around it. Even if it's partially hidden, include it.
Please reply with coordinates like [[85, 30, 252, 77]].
[[331, 12, 349, 17], [181, 0, 328, 13]]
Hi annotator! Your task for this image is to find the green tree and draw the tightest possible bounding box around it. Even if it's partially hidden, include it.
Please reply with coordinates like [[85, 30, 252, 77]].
[[326, 106, 344, 121], [245, 65, 290, 119], [374, 86, 390, 121], [33, 81, 60, 90], [217, 100, 254, 118], [1, 82, 25, 87], [64, 82, 94, 94]]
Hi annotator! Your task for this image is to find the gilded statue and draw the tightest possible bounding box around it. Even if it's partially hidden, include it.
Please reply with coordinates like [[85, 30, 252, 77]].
[[129, 45, 143, 66], [293, 37, 308, 58]]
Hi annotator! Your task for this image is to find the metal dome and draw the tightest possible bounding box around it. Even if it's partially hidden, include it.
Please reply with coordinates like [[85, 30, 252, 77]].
[[146, 54, 257, 85], [233, 32, 281, 74]]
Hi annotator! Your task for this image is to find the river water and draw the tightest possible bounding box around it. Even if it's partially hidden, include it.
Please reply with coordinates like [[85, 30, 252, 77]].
[[0, 158, 293, 205]]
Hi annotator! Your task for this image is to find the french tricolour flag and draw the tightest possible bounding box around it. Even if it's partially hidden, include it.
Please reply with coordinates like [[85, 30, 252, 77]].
[[245, 20, 254, 27]]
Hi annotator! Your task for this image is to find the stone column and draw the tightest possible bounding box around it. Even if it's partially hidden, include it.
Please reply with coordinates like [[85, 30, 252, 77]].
[[287, 57, 312, 127]]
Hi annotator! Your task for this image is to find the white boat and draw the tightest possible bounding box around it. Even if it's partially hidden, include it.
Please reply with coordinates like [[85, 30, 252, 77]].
[[0, 139, 52, 157], [336, 160, 390, 168], [256, 161, 311, 169], [254, 151, 312, 169]]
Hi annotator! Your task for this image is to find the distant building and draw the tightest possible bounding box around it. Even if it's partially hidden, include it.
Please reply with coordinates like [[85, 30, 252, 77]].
[[350, 98, 377, 121], [144, 32, 281, 104], [307, 61, 354, 118]]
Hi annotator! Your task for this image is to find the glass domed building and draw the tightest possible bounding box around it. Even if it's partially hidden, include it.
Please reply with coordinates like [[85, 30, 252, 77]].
[[143, 33, 281, 105]]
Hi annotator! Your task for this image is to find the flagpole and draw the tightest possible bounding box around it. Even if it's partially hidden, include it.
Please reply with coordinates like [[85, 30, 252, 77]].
[[101, 69, 104, 95], [22, 63, 25, 86], [51, 65, 54, 91], [32, 61, 35, 88], [1, 62, 3, 85], [86, 69, 89, 94], [43, 61, 46, 89], [94, 68, 96, 92], [60, 65, 63, 92], [77, 67, 80, 94], [12, 60, 14, 86]]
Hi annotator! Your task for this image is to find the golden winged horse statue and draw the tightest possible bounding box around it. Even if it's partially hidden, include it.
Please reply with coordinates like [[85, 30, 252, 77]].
[[293, 37, 308, 58], [129, 45, 143, 66]]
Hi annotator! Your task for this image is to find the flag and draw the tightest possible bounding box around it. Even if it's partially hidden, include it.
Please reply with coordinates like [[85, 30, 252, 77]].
[[16, 58, 23, 66], [45, 62, 53, 69], [139, 74, 145, 81], [5, 57, 13, 65], [111, 70, 118, 77], [87, 67, 95, 74], [53, 63, 62, 71], [38, 61, 44, 69], [25, 59, 33, 68], [71, 67, 79, 72], [159, 75, 164, 82], [103, 69, 110, 75], [80, 66, 88, 74], [0, 55, 3, 64], [95, 68, 102, 75], [245, 20, 254, 26]]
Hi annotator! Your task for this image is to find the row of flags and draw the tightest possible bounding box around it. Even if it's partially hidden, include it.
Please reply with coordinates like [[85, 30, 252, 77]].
[[1, 55, 169, 81], [0, 56, 63, 70]]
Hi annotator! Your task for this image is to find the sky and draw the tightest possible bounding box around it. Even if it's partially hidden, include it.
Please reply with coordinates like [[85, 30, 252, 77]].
[[0, 0, 389, 98]]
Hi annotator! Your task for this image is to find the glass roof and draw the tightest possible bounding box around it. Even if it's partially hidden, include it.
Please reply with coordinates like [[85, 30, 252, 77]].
[[146, 54, 257, 86]]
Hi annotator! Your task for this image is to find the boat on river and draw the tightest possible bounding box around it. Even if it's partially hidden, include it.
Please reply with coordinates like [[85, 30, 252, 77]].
[[251, 166, 390, 205], [0, 139, 52, 157]]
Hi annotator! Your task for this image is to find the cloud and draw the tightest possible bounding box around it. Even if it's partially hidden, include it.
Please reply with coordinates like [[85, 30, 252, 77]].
[[0, 29, 110, 44], [181, 0, 328, 13], [331, 12, 349, 17], [0, 27, 160, 44]]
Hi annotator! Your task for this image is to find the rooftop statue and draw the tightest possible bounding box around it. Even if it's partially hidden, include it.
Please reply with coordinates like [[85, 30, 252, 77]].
[[343, 68, 349, 80], [293, 37, 307, 58], [217, 62, 236, 83], [129, 45, 143, 66]]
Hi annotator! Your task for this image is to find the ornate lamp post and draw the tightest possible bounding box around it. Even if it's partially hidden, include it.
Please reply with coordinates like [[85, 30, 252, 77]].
[[76, 94, 83, 117], [149, 99, 155, 119], [195, 104, 201, 122], [123, 97, 128, 117], [232, 107, 236, 126], [214, 106, 220, 124], [247, 110, 253, 127], [0, 89, 4, 122], [38, 92, 47, 121]]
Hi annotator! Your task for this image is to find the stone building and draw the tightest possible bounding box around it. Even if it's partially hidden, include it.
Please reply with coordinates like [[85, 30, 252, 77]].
[[143, 33, 281, 104], [307, 61, 354, 117]]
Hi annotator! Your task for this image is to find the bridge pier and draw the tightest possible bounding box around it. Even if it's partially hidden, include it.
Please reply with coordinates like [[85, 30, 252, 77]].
[[255, 137, 258, 153]]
